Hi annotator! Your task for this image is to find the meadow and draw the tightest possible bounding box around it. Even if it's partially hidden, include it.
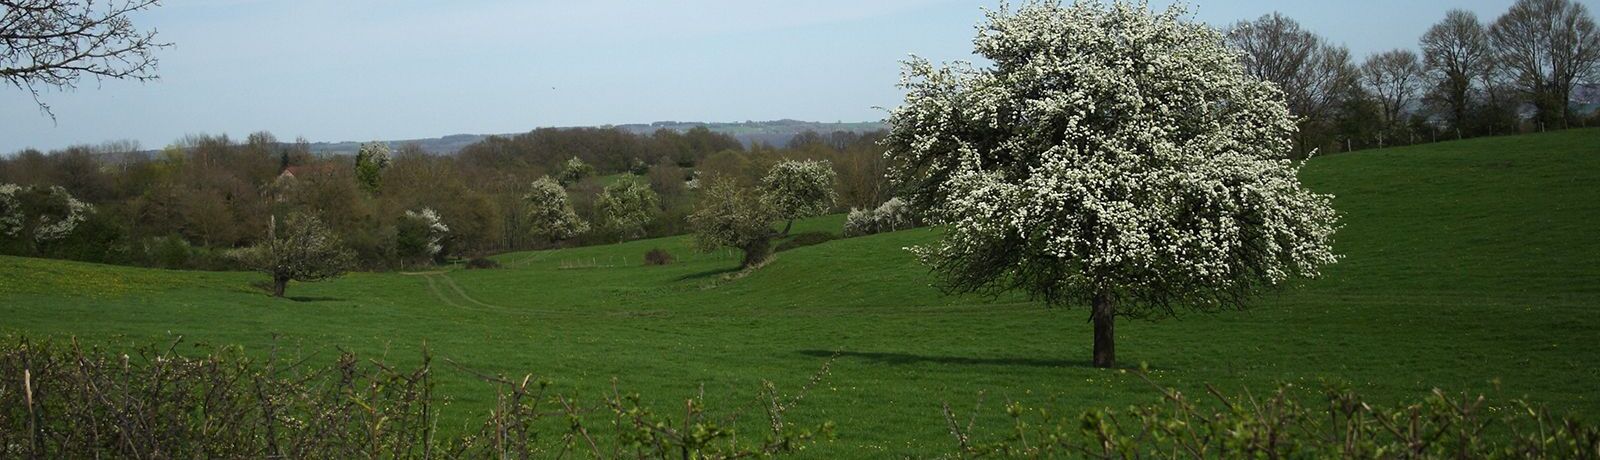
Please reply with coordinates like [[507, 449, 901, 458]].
[[2, 129, 1597, 456]]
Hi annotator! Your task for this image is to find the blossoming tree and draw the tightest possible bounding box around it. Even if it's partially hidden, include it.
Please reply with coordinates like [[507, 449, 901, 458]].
[[689, 178, 780, 269], [596, 178, 659, 241], [884, 1, 1340, 368], [354, 142, 392, 193], [524, 176, 588, 243], [557, 156, 595, 186], [397, 207, 449, 264], [0, 184, 93, 252], [245, 213, 354, 298], [761, 159, 837, 235]]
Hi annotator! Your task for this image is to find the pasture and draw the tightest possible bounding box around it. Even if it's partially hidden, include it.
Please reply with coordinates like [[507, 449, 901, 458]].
[[2, 129, 1597, 456]]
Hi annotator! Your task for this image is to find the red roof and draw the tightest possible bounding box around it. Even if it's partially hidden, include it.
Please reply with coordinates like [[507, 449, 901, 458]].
[[280, 164, 335, 178]]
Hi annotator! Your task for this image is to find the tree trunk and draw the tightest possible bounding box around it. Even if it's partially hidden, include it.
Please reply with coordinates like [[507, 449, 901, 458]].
[[1092, 292, 1115, 368], [272, 276, 288, 298], [740, 237, 772, 269], [782, 219, 794, 236]]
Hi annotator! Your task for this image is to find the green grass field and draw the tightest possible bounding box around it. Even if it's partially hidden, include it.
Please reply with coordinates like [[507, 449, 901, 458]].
[[2, 129, 1597, 456]]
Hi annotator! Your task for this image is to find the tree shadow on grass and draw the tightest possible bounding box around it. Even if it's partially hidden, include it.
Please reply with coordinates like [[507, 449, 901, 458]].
[[798, 349, 1114, 369], [287, 296, 342, 303], [675, 267, 740, 281]]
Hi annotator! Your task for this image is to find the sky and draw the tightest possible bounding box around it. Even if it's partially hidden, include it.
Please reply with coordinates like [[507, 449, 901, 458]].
[[3, 0, 1594, 153]]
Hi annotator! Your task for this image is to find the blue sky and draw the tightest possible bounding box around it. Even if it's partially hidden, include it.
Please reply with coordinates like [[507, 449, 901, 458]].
[[2, 0, 1591, 152]]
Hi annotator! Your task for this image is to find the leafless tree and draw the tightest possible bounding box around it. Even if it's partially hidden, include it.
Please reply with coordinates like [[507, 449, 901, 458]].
[[1361, 49, 1424, 147], [1420, 10, 1492, 138], [1226, 13, 1358, 155], [0, 0, 169, 118], [1489, 0, 1600, 129]]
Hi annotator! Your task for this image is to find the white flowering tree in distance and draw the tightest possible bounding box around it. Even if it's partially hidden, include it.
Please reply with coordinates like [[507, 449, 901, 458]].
[[884, 1, 1340, 368], [760, 159, 837, 235], [524, 176, 588, 243], [246, 213, 354, 298]]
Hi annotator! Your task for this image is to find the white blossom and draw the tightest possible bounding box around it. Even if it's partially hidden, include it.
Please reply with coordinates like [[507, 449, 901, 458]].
[[596, 178, 658, 240], [403, 207, 450, 256], [0, 184, 92, 242], [843, 197, 920, 237], [884, 1, 1340, 314], [0, 184, 21, 238], [760, 159, 838, 226], [524, 176, 588, 242]]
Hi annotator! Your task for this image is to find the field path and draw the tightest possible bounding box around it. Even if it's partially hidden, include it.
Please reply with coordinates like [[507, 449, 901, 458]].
[[401, 271, 522, 314], [408, 272, 469, 310], [433, 273, 509, 311]]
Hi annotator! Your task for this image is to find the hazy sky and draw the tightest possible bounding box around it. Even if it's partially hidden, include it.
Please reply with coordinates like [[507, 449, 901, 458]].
[[3, 0, 1592, 153]]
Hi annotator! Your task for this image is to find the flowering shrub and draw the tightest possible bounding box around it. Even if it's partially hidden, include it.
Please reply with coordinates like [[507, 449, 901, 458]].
[[761, 159, 837, 234], [884, 1, 1339, 367], [0, 183, 93, 244], [842, 197, 918, 237], [397, 207, 449, 262], [354, 142, 392, 192], [557, 156, 595, 186], [0, 183, 23, 238], [596, 178, 658, 241], [524, 176, 588, 243]]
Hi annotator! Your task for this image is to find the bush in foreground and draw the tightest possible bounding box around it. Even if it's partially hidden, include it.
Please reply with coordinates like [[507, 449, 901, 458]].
[[945, 369, 1600, 458], [2, 339, 1595, 458], [0, 339, 832, 458]]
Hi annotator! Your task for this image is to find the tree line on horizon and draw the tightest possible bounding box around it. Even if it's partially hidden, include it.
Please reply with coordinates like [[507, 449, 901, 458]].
[[2, 0, 1597, 273], [1227, 0, 1599, 156], [0, 127, 892, 271]]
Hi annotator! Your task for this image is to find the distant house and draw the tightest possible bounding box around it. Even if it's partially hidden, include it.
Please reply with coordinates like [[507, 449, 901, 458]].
[[276, 164, 336, 182], [271, 164, 339, 201]]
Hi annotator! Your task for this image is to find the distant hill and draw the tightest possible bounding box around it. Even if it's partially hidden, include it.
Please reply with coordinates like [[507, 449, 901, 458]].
[[304, 119, 888, 156]]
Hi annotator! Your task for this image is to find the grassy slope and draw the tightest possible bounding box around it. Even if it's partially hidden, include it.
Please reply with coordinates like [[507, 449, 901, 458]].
[[2, 129, 1597, 456]]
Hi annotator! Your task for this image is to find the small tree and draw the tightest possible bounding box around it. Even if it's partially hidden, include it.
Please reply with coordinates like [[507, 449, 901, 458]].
[[396, 208, 449, 265], [354, 142, 392, 193], [246, 213, 354, 298], [761, 159, 837, 235], [689, 178, 779, 269], [886, 1, 1339, 368], [596, 178, 658, 241], [557, 156, 595, 186], [524, 176, 588, 243]]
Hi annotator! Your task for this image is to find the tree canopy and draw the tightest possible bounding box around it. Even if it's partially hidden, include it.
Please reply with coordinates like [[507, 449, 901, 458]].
[[885, 1, 1340, 367], [244, 213, 354, 298], [596, 178, 658, 241], [760, 159, 837, 235], [524, 176, 588, 243]]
